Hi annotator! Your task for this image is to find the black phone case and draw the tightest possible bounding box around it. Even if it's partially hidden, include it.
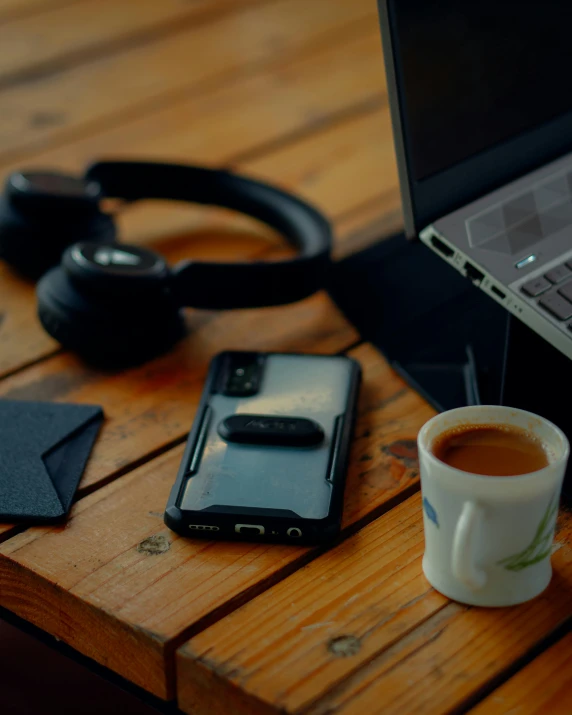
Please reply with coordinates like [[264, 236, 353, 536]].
[[164, 351, 361, 544]]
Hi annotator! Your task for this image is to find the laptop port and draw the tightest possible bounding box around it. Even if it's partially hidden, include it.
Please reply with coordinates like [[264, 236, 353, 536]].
[[464, 261, 485, 284], [430, 235, 455, 258], [491, 285, 506, 300]]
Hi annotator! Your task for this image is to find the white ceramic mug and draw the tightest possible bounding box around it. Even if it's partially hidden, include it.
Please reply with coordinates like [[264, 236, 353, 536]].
[[418, 405, 569, 607]]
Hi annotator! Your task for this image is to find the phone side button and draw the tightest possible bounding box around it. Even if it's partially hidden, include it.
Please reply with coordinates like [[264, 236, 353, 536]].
[[187, 405, 212, 475], [235, 524, 265, 535], [287, 527, 303, 538]]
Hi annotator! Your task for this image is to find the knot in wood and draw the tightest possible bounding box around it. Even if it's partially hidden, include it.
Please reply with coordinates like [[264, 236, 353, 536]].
[[382, 439, 418, 468], [327, 634, 361, 657], [137, 534, 171, 555]]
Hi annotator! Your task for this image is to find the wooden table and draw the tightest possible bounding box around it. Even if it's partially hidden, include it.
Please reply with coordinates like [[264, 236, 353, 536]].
[[0, 1, 570, 713]]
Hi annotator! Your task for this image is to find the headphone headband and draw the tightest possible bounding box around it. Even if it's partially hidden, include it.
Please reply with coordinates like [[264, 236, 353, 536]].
[[85, 161, 332, 309], [0, 159, 334, 365]]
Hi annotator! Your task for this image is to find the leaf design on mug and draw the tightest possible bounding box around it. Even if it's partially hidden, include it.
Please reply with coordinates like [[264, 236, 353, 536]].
[[423, 496, 439, 528], [497, 493, 559, 571]]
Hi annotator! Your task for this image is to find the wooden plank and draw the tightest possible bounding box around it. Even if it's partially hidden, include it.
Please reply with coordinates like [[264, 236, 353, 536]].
[[0, 25, 386, 175], [0, 26, 388, 235], [0, 291, 357, 490], [308, 530, 572, 715], [177, 504, 572, 715], [0, 0, 267, 86], [0, 105, 393, 372], [0, 522, 18, 539], [0, 0, 78, 23], [0, 102, 396, 376], [0, 263, 58, 378], [0, 0, 377, 163], [0, 344, 431, 698], [244, 109, 396, 223], [177, 493, 441, 715], [470, 630, 572, 714], [0, 19, 391, 377], [118, 106, 397, 247]]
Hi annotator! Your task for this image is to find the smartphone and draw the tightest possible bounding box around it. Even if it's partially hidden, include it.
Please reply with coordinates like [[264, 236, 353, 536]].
[[164, 351, 361, 544]]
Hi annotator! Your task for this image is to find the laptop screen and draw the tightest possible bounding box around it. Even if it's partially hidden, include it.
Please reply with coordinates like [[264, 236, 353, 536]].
[[381, 0, 572, 235], [396, 0, 572, 181]]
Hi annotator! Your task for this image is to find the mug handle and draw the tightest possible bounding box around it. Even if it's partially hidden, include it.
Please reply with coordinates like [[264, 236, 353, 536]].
[[452, 501, 487, 590]]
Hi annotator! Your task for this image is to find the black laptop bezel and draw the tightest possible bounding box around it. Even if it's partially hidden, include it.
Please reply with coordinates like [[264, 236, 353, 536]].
[[378, 0, 572, 238]]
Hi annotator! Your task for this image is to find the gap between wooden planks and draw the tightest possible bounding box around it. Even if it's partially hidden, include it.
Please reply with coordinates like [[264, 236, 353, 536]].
[[177, 499, 572, 715], [0, 343, 431, 698], [0, 20, 394, 377], [469, 627, 572, 714], [0, 0, 379, 162]]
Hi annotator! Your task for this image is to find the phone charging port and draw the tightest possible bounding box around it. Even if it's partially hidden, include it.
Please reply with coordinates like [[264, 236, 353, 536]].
[[235, 524, 265, 535]]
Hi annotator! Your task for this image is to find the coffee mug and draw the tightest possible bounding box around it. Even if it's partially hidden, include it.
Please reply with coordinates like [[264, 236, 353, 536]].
[[418, 405, 569, 607]]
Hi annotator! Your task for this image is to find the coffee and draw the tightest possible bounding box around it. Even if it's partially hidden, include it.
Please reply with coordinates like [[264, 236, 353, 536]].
[[432, 423, 549, 476]]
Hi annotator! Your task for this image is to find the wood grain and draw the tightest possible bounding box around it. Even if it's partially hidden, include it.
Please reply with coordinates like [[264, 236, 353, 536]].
[[0, 0, 566, 710], [307, 516, 572, 715], [0, 92, 399, 487], [0, 263, 58, 378], [7, 97, 395, 253], [0, 0, 377, 162], [0, 22, 392, 378], [0, 0, 266, 86], [178, 505, 572, 715], [0, 0, 77, 22], [178, 493, 442, 715], [0, 100, 396, 378], [52, 103, 397, 254], [0, 25, 385, 176], [0, 344, 429, 698], [0, 522, 17, 539], [0, 289, 357, 492], [470, 630, 572, 714]]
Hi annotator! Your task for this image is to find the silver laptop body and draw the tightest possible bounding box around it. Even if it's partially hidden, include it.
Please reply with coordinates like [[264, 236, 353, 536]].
[[421, 152, 572, 360], [378, 0, 572, 361]]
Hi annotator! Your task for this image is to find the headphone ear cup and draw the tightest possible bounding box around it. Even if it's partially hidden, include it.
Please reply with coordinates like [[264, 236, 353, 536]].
[[36, 265, 185, 366], [0, 196, 117, 279]]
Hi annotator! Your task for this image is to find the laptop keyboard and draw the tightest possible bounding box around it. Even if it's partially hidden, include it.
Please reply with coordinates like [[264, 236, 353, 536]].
[[522, 259, 572, 323]]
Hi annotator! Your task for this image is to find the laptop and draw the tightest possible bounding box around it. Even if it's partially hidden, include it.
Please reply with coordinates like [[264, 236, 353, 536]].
[[378, 0, 572, 361]]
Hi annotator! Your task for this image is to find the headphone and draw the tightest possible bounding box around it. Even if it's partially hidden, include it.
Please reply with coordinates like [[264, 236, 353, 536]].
[[0, 160, 332, 365]]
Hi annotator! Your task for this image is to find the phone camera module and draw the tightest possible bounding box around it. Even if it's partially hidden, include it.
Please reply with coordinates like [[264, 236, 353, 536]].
[[223, 354, 262, 396]]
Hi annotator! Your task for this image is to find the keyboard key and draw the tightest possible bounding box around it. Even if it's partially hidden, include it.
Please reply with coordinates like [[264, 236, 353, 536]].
[[539, 293, 572, 320], [558, 281, 572, 303], [544, 264, 572, 283], [521, 276, 551, 297]]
